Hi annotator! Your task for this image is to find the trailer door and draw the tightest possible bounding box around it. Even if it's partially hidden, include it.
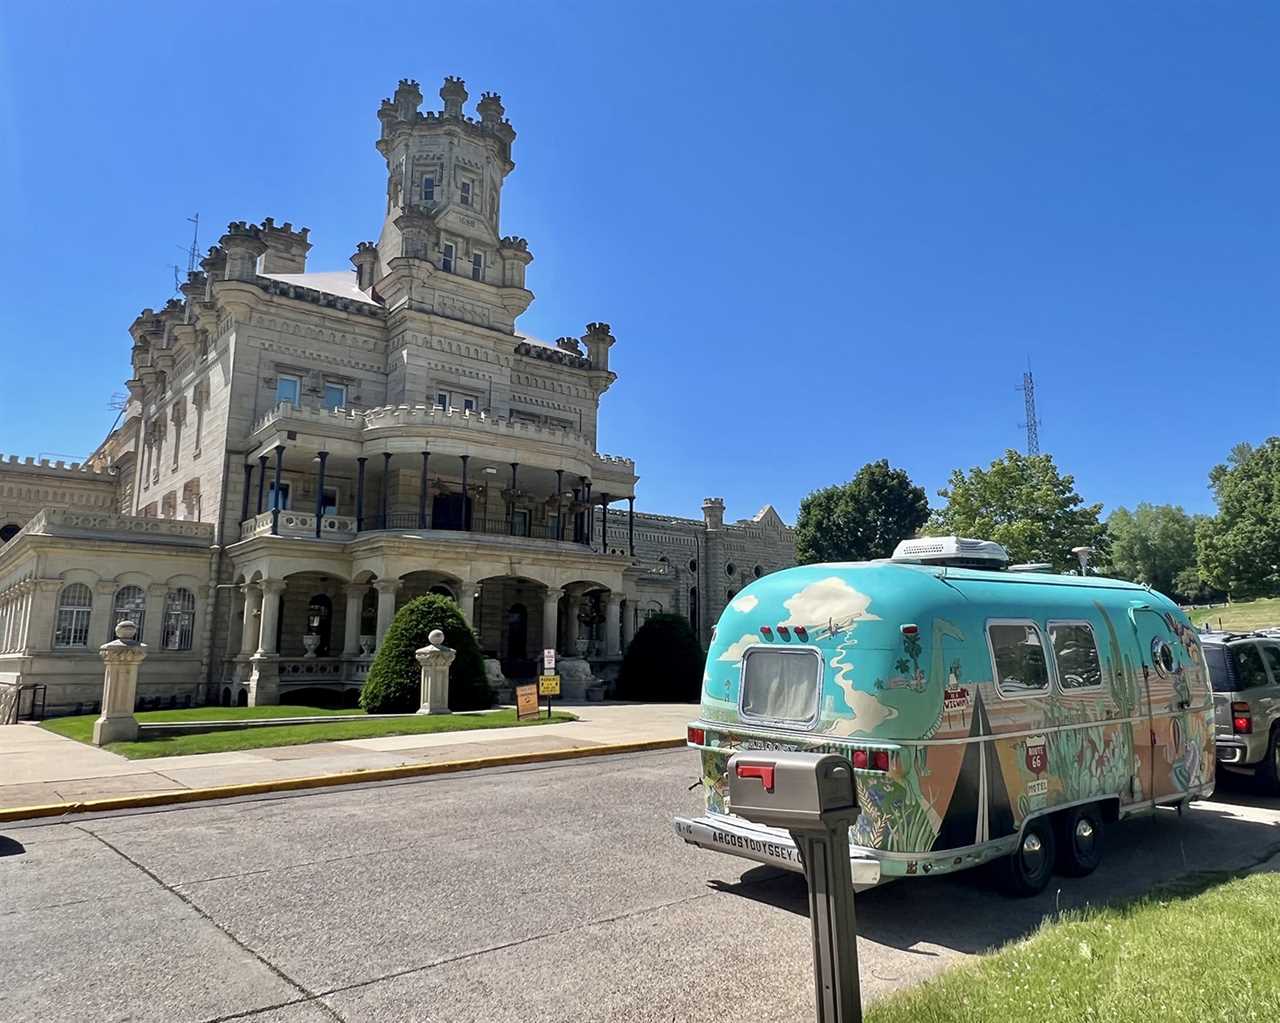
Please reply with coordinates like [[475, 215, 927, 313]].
[[1129, 603, 1194, 802]]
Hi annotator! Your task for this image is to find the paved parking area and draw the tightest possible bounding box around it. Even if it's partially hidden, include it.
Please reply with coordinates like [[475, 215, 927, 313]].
[[3, 748, 1278, 1022]]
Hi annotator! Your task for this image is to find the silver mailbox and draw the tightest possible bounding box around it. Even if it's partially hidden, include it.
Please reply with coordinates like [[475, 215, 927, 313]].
[[727, 751, 857, 832]]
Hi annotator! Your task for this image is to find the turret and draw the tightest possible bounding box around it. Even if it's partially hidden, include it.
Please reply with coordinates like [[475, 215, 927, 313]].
[[582, 322, 615, 372], [394, 78, 423, 121], [477, 91, 505, 126], [257, 218, 311, 274], [440, 76, 468, 118], [219, 222, 266, 281], [350, 241, 380, 291], [702, 497, 726, 531]]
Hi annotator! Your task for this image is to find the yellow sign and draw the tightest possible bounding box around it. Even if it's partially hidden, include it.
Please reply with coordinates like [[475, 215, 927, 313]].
[[515, 683, 540, 720], [538, 674, 561, 697]]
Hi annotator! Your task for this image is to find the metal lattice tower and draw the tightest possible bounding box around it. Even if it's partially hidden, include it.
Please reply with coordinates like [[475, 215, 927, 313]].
[[1018, 369, 1041, 454]]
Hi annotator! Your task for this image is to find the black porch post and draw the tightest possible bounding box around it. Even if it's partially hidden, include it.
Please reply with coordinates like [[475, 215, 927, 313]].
[[600, 493, 611, 553], [418, 450, 430, 529], [256, 454, 268, 514], [240, 463, 253, 523], [355, 457, 367, 531], [460, 455, 470, 530], [628, 496, 635, 556], [314, 451, 328, 538], [270, 445, 285, 536], [555, 469, 565, 541], [509, 462, 519, 533], [380, 452, 391, 528]]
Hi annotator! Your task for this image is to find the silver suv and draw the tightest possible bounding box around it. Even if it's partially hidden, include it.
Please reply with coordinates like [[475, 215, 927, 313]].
[[1204, 632, 1280, 791]]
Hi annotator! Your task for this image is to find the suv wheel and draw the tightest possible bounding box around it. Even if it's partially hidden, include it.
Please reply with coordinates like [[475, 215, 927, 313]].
[[1054, 803, 1105, 877], [1257, 728, 1280, 795], [998, 816, 1055, 897]]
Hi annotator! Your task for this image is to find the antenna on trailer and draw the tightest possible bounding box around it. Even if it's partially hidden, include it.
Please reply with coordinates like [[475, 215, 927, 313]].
[[1017, 365, 1042, 455]]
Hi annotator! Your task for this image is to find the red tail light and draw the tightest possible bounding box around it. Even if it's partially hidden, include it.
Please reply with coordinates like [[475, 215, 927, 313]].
[[872, 750, 890, 772], [777, 626, 791, 640], [851, 749, 868, 769], [851, 747, 890, 772], [1232, 702, 1252, 735], [760, 625, 773, 639], [795, 626, 808, 641], [687, 725, 706, 746]]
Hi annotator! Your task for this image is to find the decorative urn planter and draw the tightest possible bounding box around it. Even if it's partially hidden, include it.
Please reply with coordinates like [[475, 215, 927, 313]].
[[573, 637, 589, 658], [302, 633, 321, 659], [359, 635, 375, 656]]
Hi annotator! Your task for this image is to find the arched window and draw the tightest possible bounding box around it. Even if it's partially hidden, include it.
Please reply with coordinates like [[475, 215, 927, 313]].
[[54, 584, 93, 648], [162, 588, 196, 651], [112, 585, 147, 638]]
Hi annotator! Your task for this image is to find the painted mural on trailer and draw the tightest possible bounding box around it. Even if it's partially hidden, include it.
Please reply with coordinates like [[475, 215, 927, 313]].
[[695, 563, 1214, 875]]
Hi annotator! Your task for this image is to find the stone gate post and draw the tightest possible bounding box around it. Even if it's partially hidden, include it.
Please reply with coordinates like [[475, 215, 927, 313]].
[[414, 629, 455, 715], [93, 620, 147, 745]]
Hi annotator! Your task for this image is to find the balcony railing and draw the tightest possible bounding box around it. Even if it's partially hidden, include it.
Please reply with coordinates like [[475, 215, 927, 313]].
[[240, 510, 596, 547]]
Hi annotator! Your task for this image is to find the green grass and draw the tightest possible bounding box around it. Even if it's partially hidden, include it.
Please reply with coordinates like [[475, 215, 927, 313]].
[[866, 872, 1280, 1023], [1187, 596, 1280, 632], [41, 707, 577, 759]]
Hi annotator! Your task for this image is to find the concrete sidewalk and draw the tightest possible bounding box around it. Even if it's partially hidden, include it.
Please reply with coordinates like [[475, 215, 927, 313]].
[[0, 703, 693, 812]]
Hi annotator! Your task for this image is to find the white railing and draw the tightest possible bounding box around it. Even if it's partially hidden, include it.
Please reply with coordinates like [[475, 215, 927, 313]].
[[240, 510, 358, 540]]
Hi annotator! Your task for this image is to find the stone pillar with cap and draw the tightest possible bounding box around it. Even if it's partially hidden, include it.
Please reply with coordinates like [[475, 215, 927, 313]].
[[415, 629, 455, 714], [93, 621, 146, 745]]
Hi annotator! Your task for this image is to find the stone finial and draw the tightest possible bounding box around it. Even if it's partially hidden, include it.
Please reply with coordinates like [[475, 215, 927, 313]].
[[351, 241, 380, 290], [477, 91, 505, 126], [394, 78, 423, 120], [428, 628, 445, 646], [582, 322, 616, 372], [440, 76, 468, 117], [115, 620, 139, 641]]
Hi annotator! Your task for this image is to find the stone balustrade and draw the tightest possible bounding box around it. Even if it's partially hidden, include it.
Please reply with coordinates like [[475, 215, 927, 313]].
[[241, 510, 358, 540], [8, 508, 215, 547]]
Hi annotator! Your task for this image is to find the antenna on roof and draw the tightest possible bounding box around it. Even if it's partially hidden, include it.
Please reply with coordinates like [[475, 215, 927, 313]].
[[172, 213, 200, 293], [1017, 363, 1042, 455]]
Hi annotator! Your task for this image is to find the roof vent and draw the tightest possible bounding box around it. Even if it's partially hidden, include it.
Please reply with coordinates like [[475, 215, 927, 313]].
[[890, 536, 1010, 570], [1007, 563, 1055, 574]]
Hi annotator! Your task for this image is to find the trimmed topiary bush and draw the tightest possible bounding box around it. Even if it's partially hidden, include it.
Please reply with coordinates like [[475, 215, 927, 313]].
[[359, 595, 490, 713], [616, 612, 704, 702]]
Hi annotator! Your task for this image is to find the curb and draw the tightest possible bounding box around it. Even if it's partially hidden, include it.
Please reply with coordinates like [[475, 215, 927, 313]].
[[0, 737, 688, 824]]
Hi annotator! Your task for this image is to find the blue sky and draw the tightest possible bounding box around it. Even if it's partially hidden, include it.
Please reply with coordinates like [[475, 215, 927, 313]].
[[2, 2, 1276, 524]]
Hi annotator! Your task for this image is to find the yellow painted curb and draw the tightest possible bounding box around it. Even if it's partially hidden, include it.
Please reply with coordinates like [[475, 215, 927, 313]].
[[0, 737, 688, 824]]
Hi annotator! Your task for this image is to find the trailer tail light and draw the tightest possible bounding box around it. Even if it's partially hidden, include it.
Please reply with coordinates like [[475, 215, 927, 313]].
[[851, 749, 869, 769], [759, 626, 773, 640], [687, 725, 706, 746], [795, 626, 808, 641], [1232, 702, 1252, 735], [872, 750, 891, 772], [900, 624, 919, 636], [851, 747, 890, 772], [777, 626, 791, 641]]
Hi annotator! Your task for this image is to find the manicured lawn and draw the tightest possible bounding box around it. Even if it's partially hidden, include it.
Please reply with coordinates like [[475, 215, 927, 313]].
[[1187, 596, 1280, 633], [41, 707, 577, 759], [866, 872, 1280, 1023]]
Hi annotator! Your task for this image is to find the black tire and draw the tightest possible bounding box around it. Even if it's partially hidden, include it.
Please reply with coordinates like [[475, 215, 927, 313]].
[[999, 816, 1056, 897], [1054, 803, 1105, 877], [1256, 729, 1280, 795]]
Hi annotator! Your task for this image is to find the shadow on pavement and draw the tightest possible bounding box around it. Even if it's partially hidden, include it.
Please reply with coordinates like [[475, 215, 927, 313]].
[[707, 798, 1280, 956], [0, 835, 26, 858]]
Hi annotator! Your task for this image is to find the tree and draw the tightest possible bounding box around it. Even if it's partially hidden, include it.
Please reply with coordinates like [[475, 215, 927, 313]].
[[929, 449, 1107, 571], [616, 613, 704, 702], [794, 460, 930, 565], [1196, 438, 1280, 599], [1106, 503, 1200, 599], [360, 595, 490, 713]]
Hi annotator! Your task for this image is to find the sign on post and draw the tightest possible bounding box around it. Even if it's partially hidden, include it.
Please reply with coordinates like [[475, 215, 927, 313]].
[[543, 648, 556, 673], [538, 673, 560, 718], [515, 683, 540, 721]]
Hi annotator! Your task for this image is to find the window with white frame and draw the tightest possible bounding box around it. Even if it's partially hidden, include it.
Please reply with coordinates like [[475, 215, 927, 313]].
[[441, 242, 455, 273], [54, 584, 92, 648], [112, 585, 148, 638], [323, 383, 347, 410], [460, 180, 472, 206], [276, 374, 300, 407], [989, 621, 1050, 697], [462, 396, 477, 413], [1049, 621, 1103, 690], [471, 251, 484, 281], [162, 588, 196, 651], [422, 175, 435, 201], [434, 391, 449, 409]]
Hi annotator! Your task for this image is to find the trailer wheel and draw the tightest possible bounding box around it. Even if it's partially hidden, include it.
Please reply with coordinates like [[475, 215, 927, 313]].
[[1054, 804, 1105, 877], [999, 816, 1055, 897], [1256, 728, 1280, 795]]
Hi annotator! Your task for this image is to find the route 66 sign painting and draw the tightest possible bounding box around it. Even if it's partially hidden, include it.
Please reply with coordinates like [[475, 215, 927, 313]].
[[1024, 735, 1048, 777]]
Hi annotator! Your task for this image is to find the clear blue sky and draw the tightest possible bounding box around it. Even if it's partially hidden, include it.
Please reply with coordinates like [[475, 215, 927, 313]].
[[2, 3, 1277, 524]]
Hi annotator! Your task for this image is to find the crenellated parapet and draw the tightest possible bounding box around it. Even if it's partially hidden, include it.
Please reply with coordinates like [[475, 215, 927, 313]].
[[258, 217, 312, 274], [515, 340, 590, 369], [0, 454, 118, 477]]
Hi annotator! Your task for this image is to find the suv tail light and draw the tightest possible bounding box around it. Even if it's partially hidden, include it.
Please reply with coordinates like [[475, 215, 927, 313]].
[[687, 725, 706, 746], [850, 747, 890, 773], [1231, 702, 1252, 735]]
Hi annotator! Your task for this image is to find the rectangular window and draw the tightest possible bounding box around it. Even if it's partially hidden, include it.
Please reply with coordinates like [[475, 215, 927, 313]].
[[1049, 621, 1103, 690], [422, 175, 435, 201], [989, 621, 1051, 697], [462, 396, 477, 413], [276, 374, 300, 407], [471, 252, 484, 281], [267, 481, 291, 511], [434, 391, 449, 409], [323, 383, 347, 410], [55, 608, 91, 648], [460, 181, 472, 206], [1229, 643, 1270, 690], [441, 242, 455, 273], [512, 509, 530, 537], [321, 485, 339, 515], [739, 647, 821, 727]]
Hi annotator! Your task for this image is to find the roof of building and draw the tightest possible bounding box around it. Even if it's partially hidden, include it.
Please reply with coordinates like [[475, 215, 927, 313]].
[[260, 271, 382, 307]]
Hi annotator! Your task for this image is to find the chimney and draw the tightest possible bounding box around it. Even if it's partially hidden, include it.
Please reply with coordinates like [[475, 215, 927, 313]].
[[257, 218, 311, 274], [351, 241, 380, 290]]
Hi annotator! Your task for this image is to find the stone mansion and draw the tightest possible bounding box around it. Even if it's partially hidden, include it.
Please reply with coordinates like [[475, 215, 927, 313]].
[[0, 78, 794, 716]]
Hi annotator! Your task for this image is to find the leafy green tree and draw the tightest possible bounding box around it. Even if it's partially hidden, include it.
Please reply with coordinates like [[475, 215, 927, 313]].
[[1196, 439, 1280, 598], [360, 595, 490, 713], [929, 449, 1107, 571], [1106, 503, 1201, 599], [616, 613, 704, 702], [795, 460, 930, 565]]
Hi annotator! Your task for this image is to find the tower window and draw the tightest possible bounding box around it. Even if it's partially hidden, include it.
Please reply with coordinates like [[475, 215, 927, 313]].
[[471, 252, 484, 281], [422, 176, 435, 201], [323, 383, 347, 410], [275, 374, 300, 407], [441, 242, 455, 273], [460, 181, 472, 206]]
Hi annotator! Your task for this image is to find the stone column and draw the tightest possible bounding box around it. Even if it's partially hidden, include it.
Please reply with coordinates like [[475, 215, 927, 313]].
[[93, 620, 146, 745], [249, 579, 285, 706], [457, 580, 478, 631], [143, 583, 167, 649], [414, 628, 455, 715], [542, 588, 562, 655], [239, 583, 262, 656], [27, 581, 61, 654], [373, 578, 401, 650], [92, 581, 117, 646], [605, 593, 623, 658], [564, 593, 581, 654], [343, 584, 367, 656], [621, 594, 636, 650], [255, 579, 285, 656]]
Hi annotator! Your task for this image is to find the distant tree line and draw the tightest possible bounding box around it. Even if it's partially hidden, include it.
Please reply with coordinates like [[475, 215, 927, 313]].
[[794, 437, 1280, 603]]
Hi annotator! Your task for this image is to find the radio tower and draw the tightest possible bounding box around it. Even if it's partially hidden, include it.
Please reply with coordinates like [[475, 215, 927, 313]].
[[1018, 368, 1042, 455]]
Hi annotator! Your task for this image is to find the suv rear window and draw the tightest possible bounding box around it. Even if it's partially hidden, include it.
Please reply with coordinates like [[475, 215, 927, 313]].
[[1208, 642, 1272, 692], [740, 647, 821, 726]]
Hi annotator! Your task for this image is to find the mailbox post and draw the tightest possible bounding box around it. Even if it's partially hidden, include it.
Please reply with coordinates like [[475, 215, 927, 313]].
[[728, 751, 863, 1023]]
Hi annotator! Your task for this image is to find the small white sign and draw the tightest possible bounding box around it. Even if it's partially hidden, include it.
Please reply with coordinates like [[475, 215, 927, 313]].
[[543, 648, 556, 672]]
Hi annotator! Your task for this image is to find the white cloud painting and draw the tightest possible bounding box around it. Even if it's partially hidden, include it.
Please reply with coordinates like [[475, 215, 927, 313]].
[[779, 577, 879, 629]]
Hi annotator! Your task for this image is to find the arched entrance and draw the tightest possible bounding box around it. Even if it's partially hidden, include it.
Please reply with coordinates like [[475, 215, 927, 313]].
[[504, 603, 528, 661]]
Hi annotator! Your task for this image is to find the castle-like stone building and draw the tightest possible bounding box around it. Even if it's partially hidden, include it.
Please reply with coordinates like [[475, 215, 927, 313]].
[[0, 78, 793, 717]]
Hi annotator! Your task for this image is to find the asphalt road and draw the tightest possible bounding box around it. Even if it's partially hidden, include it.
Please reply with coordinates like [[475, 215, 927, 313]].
[[4, 748, 1280, 1023]]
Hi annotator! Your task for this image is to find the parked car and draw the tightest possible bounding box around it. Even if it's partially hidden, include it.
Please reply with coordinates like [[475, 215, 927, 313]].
[[1203, 632, 1280, 790]]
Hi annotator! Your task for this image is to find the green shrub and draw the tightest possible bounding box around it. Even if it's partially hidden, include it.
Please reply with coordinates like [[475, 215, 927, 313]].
[[616, 613, 704, 702], [359, 595, 490, 713]]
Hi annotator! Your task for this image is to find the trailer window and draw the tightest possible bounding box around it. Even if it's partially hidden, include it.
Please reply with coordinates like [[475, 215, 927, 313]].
[[1049, 622, 1102, 690], [740, 647, 821, 727], [988, 622, 1050, 697]]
